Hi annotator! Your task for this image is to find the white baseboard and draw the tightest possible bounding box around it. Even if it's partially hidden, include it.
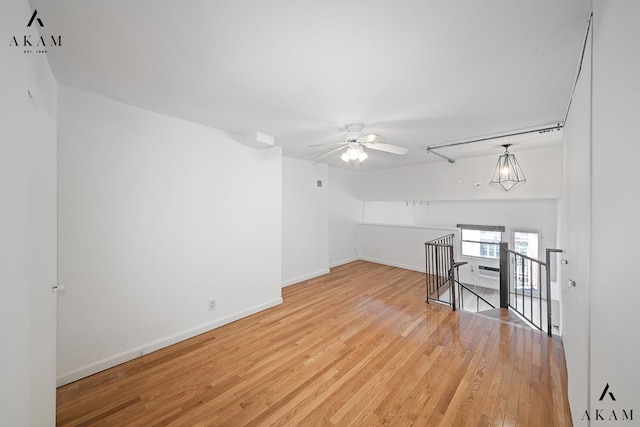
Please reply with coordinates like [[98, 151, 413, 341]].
[[281, 269, 330, 288], [329, 257, 359, 268], [358, 257, 425, 273], [56, 297, 283, 387]]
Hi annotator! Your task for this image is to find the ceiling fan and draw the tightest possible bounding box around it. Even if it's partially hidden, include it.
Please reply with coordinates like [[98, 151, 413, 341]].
[[311, 123, 409, 163]]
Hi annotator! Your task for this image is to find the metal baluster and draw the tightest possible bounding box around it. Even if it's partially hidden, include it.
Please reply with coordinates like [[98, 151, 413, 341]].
[[529, 259, 533, 326], [438, 246, 444, 297], [436, 245, 441, 300], [521, 255, 525, 321], [428, 245, 431, 295], [442, 245, 446, 303], [507, 252, 518, 307], [517, 254, 522, 314], [516, 255, 519, 311], [429, 245, 431, 293], [450, 244, 456, 310], [513, 254, 517, 311], [443, 245, 448, 305], [515, 254, 519, 312], [431, 244, 435, 296], [539, 263, 543, 331], [431, 245, 435, 295], [446, 245, 450, 305], [430, 245, 434, 295]]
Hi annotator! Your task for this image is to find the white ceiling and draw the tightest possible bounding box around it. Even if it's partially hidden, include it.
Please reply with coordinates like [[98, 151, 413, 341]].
[[33, 0, 591, 170]]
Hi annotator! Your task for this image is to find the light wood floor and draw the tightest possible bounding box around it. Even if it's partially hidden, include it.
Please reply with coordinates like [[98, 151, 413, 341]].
[[56, 261, 572, 426]]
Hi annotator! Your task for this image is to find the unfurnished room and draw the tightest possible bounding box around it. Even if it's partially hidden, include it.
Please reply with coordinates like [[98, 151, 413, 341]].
[[2, 1, 640, 426]]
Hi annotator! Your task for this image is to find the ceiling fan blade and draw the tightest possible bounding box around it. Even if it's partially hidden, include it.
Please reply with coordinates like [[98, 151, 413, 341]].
[[311, 144, 348, 162], [367, 142, 409, 155], [362, 134, 385, 143], [308, 141, 347, 147]]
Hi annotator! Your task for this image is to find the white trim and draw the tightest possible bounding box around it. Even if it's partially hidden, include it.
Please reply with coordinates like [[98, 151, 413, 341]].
[[358, 257, 425, 273], [329, 257, 359, 268], [281, 269, 330, 288], [56, 297, 283, 387]]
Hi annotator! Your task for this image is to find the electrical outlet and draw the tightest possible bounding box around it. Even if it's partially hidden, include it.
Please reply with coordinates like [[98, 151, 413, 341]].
[[208, 299, 216, 311]]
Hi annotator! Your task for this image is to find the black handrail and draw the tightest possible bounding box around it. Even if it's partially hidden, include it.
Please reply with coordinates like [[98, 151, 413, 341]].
[[458, 281, 496, 312]]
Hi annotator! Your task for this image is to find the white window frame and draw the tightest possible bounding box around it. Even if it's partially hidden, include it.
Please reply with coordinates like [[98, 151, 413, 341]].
[[511, 229, 541, 259], [458, 224, 505, 261], [511, 229, 542, 290]]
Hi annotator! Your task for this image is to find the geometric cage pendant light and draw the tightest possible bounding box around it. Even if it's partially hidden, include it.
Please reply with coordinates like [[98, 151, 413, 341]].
[[489, 144, 526, 191]]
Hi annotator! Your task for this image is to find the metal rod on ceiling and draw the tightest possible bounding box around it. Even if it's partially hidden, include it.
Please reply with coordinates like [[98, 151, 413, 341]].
[[426, 148, 456, 163], [425, 123, 563, 152]]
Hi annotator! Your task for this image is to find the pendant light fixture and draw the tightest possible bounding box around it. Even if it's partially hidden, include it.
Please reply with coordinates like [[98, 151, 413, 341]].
[[489, 144, 526, 191]]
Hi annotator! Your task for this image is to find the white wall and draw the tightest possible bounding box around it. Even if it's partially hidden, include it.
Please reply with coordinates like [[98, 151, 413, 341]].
[[362, 199, 557, 290], [328, 167, 362, 267], [355, 146, 561, 291], [0, 1, 58, 425], [359, 224, 458, 272], [561, 3, 640, 422], [363, 199, 556, 248], [355, 146, 562, 201], [560, 17, 592, 424], [57, 84, 283, 385], [281, 157, 329, 286], [589, 0, 640, 418]]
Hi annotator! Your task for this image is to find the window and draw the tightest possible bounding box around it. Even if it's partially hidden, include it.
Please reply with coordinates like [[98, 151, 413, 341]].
[[513, 231, 540, 288], [514, 231, 539, 259], [458, 224, 505, 260]]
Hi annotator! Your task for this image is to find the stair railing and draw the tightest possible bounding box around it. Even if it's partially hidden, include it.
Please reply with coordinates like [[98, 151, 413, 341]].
[[499, 242, 562, 335], [425, 234, 495, 313], [425, 234, 457, 309]]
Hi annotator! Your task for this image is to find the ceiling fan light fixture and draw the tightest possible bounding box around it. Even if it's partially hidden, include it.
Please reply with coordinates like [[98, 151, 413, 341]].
[[311, 123, 408, 164], [489, 144, 526, 191]]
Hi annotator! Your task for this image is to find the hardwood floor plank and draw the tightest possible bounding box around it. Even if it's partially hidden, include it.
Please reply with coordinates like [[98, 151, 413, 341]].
[[56, 261, 572, 426], [461, 321, 503, 426]]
